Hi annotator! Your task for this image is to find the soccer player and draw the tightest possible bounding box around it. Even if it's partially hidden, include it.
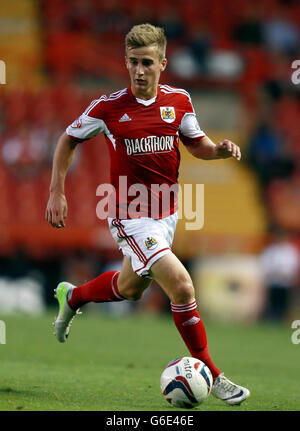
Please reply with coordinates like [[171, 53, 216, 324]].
[[46, 24, 250, 405]]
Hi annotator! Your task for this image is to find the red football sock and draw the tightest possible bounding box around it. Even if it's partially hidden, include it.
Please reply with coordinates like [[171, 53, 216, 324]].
[[171, 300, 221, 379], [68, 271, 124, 310]]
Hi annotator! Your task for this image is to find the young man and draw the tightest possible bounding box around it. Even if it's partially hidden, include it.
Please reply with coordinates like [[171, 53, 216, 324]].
[[46, 24, 250, 405]]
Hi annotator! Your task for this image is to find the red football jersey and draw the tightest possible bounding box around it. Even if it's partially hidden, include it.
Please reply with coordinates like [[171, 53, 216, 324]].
[[66, 84, 205, 219]]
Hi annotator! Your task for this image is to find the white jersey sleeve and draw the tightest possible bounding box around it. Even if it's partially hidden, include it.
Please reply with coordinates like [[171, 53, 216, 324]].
[[66, 113, 109, 140], [179, 113, 205, 139]]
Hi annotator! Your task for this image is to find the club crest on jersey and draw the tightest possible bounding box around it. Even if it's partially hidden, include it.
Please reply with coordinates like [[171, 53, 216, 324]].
[[160, 107, 175, 123], [145, 237, 158, 250]]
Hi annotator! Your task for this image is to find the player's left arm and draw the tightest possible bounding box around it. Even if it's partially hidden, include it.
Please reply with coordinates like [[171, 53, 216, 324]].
[[184, 135, 242, 161], [178, 98, 241, 161]]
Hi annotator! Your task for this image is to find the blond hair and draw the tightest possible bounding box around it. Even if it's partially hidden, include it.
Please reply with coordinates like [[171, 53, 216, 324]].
[[125, 23, 167, 60]]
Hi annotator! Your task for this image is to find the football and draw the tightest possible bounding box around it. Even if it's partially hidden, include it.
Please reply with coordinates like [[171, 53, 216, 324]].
[[160, 357, 213, 408]]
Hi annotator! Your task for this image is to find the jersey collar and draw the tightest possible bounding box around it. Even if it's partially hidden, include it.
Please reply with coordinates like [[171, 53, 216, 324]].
[[127, 86, 161, 106]]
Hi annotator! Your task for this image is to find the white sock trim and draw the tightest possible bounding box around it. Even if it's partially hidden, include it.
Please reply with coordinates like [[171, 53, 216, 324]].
[[171, 300, 197, 312], [111, 271, 123, 300]]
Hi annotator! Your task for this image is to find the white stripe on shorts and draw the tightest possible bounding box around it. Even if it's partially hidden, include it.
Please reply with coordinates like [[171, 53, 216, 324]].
[[112, 218, 147, 263]]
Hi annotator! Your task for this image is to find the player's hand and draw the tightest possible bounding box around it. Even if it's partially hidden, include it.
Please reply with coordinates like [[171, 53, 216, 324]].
[[46, 191, 68, 228], [216, 140, 241, 161]]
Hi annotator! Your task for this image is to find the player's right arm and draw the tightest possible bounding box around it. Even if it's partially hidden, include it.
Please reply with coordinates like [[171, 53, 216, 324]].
[[46, 96, 108, 228], [46, 132, 81, 228]]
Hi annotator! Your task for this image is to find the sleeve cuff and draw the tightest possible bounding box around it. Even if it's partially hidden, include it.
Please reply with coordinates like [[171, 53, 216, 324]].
[[179, 133, 206, 147]]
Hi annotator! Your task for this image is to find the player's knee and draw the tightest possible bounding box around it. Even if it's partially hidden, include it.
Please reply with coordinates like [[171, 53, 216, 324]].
[[118, 282, 144, 301], [171, 280, 195, 304], [125, 288, 144, 301]]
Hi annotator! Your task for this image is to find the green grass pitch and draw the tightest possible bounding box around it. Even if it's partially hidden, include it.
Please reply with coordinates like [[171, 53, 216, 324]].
[[0, 309, 299, 411]]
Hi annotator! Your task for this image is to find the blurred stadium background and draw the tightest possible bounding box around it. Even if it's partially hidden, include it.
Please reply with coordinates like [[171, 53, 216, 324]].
[[0, 0, 300, 325]]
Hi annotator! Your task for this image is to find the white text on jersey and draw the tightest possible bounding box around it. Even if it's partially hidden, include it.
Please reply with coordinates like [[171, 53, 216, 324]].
[[124, 135, 175, 156]]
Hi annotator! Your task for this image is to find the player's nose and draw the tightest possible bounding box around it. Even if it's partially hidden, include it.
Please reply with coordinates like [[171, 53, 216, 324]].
[[136, 64, 145, 76]]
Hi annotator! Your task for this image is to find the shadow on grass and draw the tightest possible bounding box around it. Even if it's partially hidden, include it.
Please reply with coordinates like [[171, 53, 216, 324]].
[[0, 386, 61, 402], [0, 387, 36, 396]]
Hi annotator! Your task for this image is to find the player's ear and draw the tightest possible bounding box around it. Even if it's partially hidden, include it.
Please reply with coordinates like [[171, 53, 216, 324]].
[[160, 58, 167, 72], [125, 56, 129, 69]]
